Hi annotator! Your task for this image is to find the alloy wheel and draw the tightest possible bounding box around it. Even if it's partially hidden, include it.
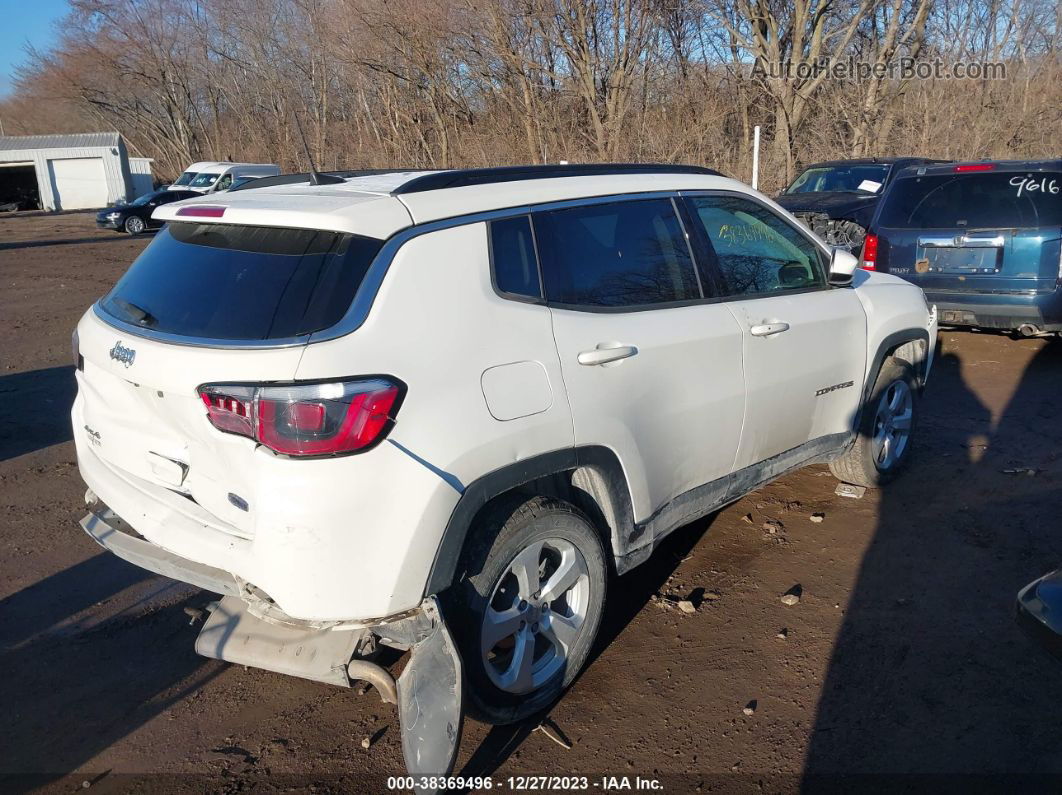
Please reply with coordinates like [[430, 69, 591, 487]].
[[872, 380, 912, 470], [480, 538, 591, 695]]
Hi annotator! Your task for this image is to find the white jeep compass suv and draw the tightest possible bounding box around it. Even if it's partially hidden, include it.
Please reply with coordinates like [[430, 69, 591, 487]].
[[72, 164, 937, 784]]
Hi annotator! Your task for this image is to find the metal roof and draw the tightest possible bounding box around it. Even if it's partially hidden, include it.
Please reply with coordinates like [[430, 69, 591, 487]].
[[0, 132, 122, 151]]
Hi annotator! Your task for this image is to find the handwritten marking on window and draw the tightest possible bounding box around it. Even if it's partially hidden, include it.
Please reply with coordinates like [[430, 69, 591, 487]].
[[718, 223, 773, 244], [1010, 175, 1059, 198]]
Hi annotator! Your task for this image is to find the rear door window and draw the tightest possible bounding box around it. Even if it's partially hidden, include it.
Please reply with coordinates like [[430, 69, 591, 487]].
[[685, 195, 826, 297], [101, 222, 382, 340], [534, 198, 701, 308], [877, 172, 1062, 229]]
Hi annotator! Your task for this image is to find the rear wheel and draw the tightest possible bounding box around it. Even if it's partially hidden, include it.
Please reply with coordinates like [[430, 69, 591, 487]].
[[444, 495, 607, 724], [124, 215, 145, 235], [830, 357, 918, 487]]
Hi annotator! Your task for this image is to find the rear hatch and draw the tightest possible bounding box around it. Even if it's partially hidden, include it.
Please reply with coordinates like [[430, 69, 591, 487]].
[[77, 220, 383, 537], [873, 165, 1062, 294]]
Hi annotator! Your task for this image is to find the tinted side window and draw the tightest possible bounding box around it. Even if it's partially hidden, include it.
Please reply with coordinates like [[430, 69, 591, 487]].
[[535, 198, 700, 308], [489, 216, 541, 299], [876, 172, 1062, 229], [687, 196, 825, 297]]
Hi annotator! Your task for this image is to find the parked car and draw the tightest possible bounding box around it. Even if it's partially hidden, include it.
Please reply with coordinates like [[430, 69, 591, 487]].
[[95, 189, 200, 235], [1017, 569, 1062, 659], [778, 157, 945, 251], [166, 162, 281, 194], [863, 159, 1062, 336], [71, 163, 937, 783]]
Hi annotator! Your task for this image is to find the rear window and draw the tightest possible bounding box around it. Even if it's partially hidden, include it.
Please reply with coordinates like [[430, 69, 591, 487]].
[[877, 172, 1062, 229], [101, 222, 383, 340]]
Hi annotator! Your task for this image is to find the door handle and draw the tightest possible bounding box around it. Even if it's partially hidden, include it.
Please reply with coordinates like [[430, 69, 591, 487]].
[[750, 322, 790, 337], [577, 343, 639, 366]]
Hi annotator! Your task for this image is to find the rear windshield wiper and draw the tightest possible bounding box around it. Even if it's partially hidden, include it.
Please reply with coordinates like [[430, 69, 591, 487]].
[[112, 298, 158, 328]]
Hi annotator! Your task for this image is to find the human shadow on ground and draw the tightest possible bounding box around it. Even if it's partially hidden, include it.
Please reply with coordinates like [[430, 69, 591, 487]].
[[803, 341, 1062, 786]]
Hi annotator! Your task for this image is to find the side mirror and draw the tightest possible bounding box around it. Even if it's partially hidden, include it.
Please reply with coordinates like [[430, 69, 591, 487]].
[[828, 246, 859, 285]]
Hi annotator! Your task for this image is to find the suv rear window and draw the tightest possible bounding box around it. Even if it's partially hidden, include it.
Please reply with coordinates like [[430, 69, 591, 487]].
[[877, 172, 1062, 229], [101, 222, 383, 340]]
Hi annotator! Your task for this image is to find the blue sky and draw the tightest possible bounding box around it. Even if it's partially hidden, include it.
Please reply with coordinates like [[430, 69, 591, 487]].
[[0, 0, 70, 99]]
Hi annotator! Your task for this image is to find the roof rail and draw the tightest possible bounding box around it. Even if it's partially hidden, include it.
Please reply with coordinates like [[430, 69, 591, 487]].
[[390, 163, 723, 195], [228, 169, 427, 192]]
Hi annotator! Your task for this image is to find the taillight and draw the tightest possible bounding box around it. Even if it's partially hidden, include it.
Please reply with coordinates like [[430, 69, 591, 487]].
[[860, 233, 878, 271], [954, 163, 995, 172], [176, 205, 226, 218], [198, 378, 403, 457]]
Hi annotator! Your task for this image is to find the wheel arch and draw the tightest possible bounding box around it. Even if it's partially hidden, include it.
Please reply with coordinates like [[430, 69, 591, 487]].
[[854, 327, 930, 433], [424, 445, 635, 597]]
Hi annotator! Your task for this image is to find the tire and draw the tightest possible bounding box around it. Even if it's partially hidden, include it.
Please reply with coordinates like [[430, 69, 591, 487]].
[[443, 494, 608, 724], [124, 215, 145, 235], [830, 357, 918, 487]]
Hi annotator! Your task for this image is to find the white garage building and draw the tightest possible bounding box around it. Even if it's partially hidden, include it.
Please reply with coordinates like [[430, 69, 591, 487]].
[[0, 132, 149, 211]]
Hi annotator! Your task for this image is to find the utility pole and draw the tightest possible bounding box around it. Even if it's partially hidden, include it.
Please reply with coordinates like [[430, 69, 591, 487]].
[[751, 125, 760, 190]]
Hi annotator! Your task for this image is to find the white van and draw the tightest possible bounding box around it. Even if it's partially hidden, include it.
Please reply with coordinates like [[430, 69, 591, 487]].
[[167, 162, 280, 194]]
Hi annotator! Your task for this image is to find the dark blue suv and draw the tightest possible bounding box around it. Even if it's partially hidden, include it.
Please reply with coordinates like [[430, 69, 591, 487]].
[[864, 159, 1062, 335]]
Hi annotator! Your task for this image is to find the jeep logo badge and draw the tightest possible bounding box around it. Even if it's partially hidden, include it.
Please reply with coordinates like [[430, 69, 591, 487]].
[[109, 341, 136, 368]]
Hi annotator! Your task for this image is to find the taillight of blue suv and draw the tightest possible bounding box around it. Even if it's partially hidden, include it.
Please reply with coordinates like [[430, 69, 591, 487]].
[[198, 378, 404, 456]]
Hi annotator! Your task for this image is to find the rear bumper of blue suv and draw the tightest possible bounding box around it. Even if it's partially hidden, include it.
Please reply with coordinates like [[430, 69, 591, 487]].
[[925, 287, 1062, 332]]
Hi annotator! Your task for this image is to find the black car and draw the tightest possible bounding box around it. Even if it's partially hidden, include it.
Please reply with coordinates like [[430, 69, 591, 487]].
[[96, 189, 200, 235], [777, 157, 947, 251]]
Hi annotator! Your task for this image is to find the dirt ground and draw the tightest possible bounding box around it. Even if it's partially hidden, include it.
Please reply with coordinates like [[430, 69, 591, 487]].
[[2, 211, 1061, 794]]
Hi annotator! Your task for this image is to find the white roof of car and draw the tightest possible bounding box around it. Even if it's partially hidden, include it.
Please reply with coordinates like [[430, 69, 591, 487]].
[[153, 169, 752, 240]]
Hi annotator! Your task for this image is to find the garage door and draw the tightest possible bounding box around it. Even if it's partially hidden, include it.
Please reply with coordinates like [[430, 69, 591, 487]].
[[48, 158, 108, 210]]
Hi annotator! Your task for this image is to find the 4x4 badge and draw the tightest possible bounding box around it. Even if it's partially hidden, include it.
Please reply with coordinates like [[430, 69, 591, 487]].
[[110, 340, 136, 367]]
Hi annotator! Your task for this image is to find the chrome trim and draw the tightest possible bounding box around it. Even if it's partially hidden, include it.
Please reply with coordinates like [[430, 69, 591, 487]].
[[91, 303, 313, 349], [530, 190, 680, 213], [91, 189, 733, 350], [918, 234, 1005, 249]]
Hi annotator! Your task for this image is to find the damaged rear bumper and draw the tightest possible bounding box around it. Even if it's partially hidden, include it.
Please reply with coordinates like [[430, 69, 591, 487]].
[[80, 499, 463, 785], [81, 505, 240, 596]]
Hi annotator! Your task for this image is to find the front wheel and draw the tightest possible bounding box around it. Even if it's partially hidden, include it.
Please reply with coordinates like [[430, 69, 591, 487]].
[[444, 495, 607, 724], [124, 215, 145, 235], [830, 357, 918, 487]]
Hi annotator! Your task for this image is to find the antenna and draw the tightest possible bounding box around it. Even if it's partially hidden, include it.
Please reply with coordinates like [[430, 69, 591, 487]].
[[291, 110, 342, 186]]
